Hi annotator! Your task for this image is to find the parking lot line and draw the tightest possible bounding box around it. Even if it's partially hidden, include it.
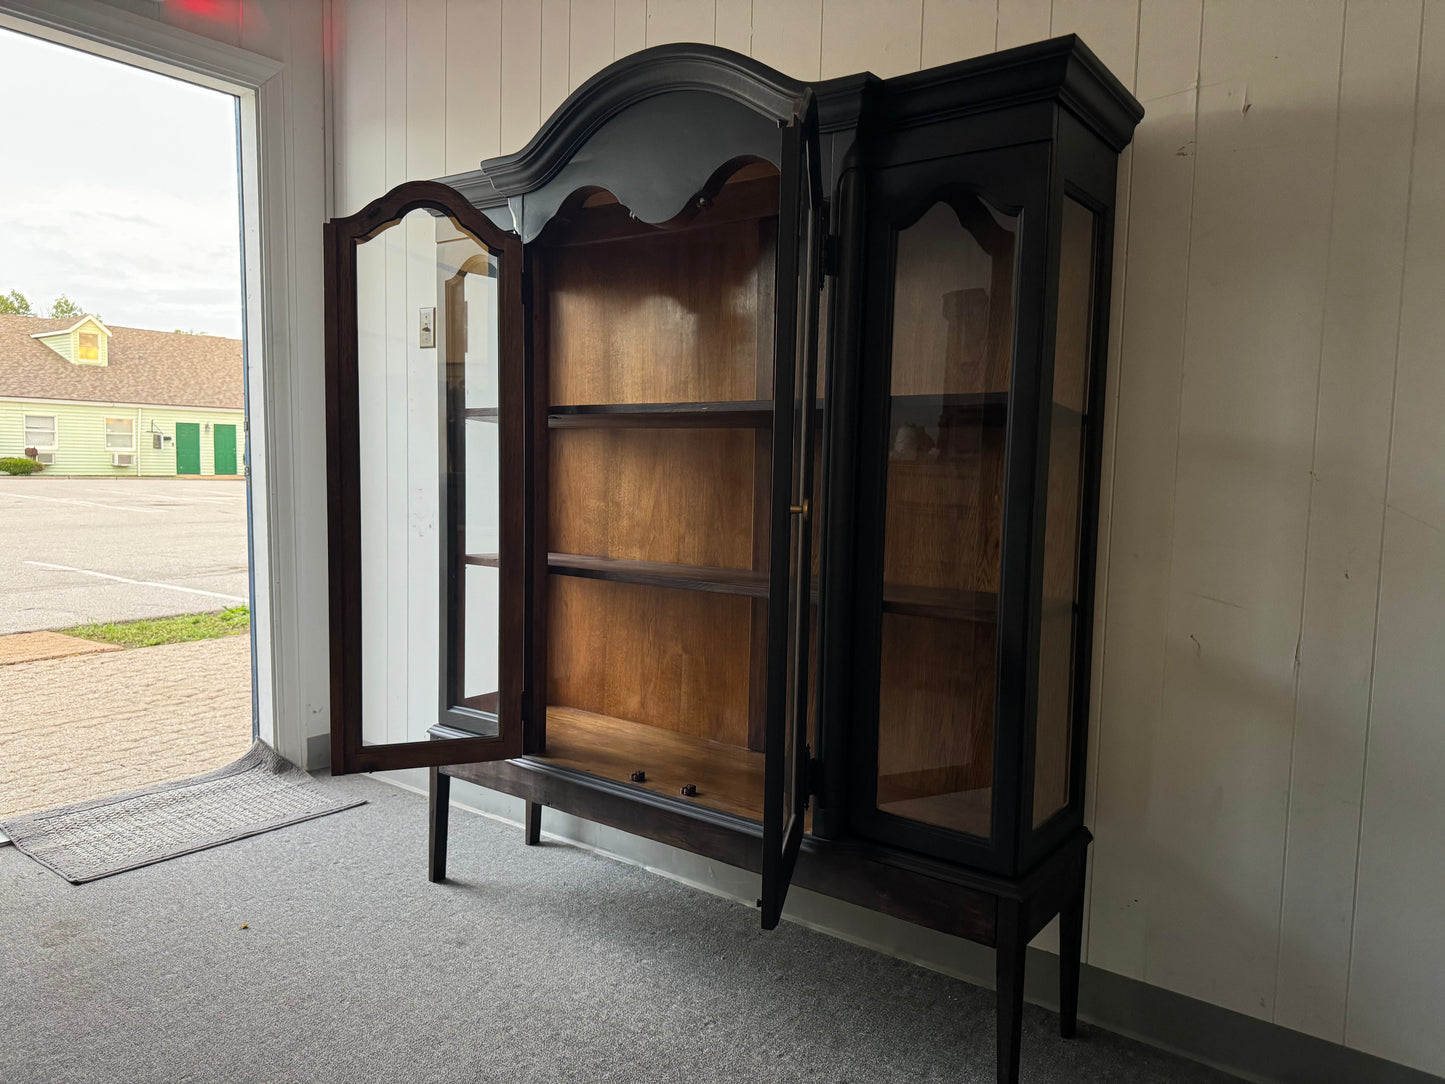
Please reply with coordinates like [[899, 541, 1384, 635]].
[[0, 492, 161, 515], [70, 489, 244, 505], [24, 561, 247, 604]]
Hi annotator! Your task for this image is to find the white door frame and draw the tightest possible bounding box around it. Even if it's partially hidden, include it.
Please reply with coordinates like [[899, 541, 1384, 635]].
[[0, 0, 330, 767]]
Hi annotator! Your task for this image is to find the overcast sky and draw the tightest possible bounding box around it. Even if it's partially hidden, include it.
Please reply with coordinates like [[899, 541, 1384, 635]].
[[0, 28, 242, 338]]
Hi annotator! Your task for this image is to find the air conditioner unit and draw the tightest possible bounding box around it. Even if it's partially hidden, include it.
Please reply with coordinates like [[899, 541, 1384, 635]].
[[112, 452, 134, 467], [34, 452, 54, 466]]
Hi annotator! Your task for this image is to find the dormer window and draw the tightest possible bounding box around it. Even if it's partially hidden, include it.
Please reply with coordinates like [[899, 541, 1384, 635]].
[[31, 316, 112, 365]]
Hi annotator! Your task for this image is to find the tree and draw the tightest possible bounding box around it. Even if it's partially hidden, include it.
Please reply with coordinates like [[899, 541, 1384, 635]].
[[0, 289, 33, 315], [49, 295, 84, 319]]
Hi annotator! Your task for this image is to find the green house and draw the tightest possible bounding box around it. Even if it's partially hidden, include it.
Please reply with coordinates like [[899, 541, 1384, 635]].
[[0, 314, 245, 477]]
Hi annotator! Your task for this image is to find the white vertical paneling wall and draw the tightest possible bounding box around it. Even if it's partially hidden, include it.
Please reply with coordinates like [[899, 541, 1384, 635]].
[[327, 1, 1445, 1075]]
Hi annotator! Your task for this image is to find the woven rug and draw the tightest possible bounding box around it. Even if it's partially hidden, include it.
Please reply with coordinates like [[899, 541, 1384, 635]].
[[0, 742, 364, 883]]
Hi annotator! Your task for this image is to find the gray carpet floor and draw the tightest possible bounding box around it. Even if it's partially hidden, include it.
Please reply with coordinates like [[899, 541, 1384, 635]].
[[0, 773, 1237, 1083]]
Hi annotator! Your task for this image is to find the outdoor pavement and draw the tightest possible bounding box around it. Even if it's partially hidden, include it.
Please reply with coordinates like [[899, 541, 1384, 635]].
[[0, 477, 249, 634], [0, 477, 254, 820], [0, 634, 254, 819]]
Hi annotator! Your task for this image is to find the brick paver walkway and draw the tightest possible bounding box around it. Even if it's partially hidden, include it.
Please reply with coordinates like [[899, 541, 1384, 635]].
[[0, 631, 121, 666], [0, 635, 253, 819]]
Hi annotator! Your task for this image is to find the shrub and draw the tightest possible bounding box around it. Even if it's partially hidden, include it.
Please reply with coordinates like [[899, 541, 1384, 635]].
[[0, 457, 42, 475]]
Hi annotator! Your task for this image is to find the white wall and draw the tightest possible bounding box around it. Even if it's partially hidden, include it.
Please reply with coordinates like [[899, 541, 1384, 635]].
[[328, 1, 1445, 1076]]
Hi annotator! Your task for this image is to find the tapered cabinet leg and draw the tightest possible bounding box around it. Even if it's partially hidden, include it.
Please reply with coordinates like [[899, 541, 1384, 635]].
[[524, 799, 542, 845], [429, 767, 451, 883], [1059, 853, 1087, 1039], [995, 903, 1027, 1084]]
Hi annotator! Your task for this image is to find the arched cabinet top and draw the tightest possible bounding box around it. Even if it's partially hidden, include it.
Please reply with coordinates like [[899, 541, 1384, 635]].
[[482, 44, 806, 197], [478, 45, 807, 243], [434, 35, 1144, 242]]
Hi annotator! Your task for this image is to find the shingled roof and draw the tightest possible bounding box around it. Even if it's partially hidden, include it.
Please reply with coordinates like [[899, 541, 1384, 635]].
[[0, 314, 242, 409]]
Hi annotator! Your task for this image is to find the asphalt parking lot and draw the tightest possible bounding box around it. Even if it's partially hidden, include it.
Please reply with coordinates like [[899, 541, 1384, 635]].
[[0, 478, 250, 634]]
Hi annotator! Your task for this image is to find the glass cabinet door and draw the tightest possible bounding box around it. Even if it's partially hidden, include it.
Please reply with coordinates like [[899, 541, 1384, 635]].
[[761, 89, 824, 930], [326, 181, 525, 774], [873, 191, 1019, 842]]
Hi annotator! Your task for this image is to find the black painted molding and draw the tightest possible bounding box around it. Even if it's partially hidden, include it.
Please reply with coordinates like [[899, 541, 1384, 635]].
[[480, 43, 807, 197], [880, 35, 1144, 151]]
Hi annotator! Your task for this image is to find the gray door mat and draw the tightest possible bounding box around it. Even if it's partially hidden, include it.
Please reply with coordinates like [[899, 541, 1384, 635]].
[[0, 741, 364, 883]]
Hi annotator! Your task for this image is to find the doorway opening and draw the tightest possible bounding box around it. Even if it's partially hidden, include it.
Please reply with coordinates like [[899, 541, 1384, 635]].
[[0, 24, 261, 823]]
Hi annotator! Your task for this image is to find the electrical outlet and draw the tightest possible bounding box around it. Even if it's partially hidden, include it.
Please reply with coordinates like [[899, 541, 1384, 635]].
[[419, 307, 436, 348]]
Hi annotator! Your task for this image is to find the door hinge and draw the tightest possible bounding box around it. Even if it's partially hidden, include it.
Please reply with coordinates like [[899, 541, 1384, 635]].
[[803, 748, 822, 809], [822, 234, 841, 278]]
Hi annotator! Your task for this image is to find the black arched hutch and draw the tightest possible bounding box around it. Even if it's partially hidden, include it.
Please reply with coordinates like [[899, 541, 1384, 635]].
[[324, 36, 1142, 1082]]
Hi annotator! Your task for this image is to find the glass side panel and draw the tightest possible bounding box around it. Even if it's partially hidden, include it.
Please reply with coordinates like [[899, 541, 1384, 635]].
[[440, 220, 502, 726], [1033, 197, 1097, 827], [354, 207, 503, 747], [876, 196, 1018, 839]]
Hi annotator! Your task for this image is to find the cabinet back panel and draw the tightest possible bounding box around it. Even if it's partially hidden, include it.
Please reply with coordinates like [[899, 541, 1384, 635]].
[[882, 425, 1005, 594], [889, 199, 1016, 398], [877, 612, 996, 829], [550, 428, 758, 568], [546, 219, 773, 406], [547, 575, 752, 747]]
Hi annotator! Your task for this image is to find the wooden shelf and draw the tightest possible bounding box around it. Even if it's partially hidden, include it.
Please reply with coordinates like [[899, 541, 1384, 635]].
[[878, 585, 1076, 623], [477, 555, 1034, 624], [539, 705, 763, 821], [550, 401, 772, 429], [549, 400, 826, 429], [464, 407, 499, 422], [889, 391, 1008, 425], [548, 553, 766, 597], [882, 584, 999, 623], [887, 394, 1085, 427], [469, 552, 825, 604], [879, 785, 992, 838]]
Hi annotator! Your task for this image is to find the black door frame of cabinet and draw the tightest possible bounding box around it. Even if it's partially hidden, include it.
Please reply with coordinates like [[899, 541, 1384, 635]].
[[846, 143, 1053, 876], [325, 180, 527, 775], [761, 88, 825, 930]]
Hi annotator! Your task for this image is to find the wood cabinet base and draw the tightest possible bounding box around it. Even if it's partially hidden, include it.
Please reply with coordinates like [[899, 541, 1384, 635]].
[[429, 753, 1088, 1084]]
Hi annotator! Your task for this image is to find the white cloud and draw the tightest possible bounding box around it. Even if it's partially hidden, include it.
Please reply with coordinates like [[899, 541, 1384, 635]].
[[0, 28, 242, 337]]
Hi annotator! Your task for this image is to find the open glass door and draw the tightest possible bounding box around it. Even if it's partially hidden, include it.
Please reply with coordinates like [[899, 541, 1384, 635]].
[[325, 181, 525, 774], [761, 91, 824, 929]]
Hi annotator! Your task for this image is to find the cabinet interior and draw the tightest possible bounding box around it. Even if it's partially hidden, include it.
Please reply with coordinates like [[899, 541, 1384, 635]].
[[533, 160, 785, 820], [874, 196, 1018, 840]]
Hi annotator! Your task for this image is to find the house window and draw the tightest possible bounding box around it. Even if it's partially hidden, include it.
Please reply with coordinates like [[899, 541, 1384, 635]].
[[24, 414, 56, 449], [105, 417, 135, 451], [78, 332, 101, 361]]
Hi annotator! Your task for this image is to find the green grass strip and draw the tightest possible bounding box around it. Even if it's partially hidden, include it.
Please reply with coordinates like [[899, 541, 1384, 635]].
[[62, 606, 250, 648]]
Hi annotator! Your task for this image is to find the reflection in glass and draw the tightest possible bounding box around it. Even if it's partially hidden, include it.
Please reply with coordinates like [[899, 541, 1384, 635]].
[[463, 563, 501, 703], [354, 208, 503, 747], [876, 195, 1017, 839], [1033, 198, 1096, 827]]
